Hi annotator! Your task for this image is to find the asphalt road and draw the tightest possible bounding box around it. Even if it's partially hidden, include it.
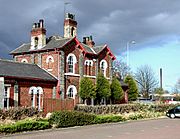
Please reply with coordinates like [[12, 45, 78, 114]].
[[1, 118, 180, 139]]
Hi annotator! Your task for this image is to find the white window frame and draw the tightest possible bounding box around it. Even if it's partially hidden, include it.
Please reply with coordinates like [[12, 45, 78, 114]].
[[29, 86, 37, 107], [21, 58, 28, 63], [100, 60, 108, 77], [46, 55, 54, 64], [37, 87, 43, 111], [66, 53, 77, 74], [46, 55, 54, 71], [67, 85, 77, 99], [89, 60, 93, 66], [29, 86, 43, 110], [4, 84, 11, 109]]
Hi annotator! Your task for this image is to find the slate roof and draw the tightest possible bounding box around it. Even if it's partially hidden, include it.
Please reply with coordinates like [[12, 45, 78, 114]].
[[93, 45, 106, 53], [10, 36, 72, 54], [80, 43, 96, 54], [10, 35, 107, 55], [0, 59, 57, 82]]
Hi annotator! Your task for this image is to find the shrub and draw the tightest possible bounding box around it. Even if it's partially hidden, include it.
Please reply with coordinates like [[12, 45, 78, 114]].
[[110, 77, 123, 102], [48, 111, 96, 128], [94, 115, 126, 124], [127, 112, 164, 120], [0, 120, 49, 134], [79, 77, 96, 102], [75, 103, 178, 115], [124, 75, 138, 101], [0, 107, 39, 120], [96, 73, 111, 103]]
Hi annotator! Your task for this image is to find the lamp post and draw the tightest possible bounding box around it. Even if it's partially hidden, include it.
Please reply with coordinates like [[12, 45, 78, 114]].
[[126, 40, 136, 67]]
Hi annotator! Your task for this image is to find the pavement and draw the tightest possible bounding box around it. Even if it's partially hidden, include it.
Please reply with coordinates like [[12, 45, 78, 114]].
[[1, 118, 180, 139]]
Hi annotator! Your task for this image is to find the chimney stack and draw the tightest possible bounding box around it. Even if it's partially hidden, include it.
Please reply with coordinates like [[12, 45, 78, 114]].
[[160, 68, 163, 89], [64, 13, 77, 38], [30, 19, 46, 50], [83, 35, 95, 47], [39, 19, 44, 28]]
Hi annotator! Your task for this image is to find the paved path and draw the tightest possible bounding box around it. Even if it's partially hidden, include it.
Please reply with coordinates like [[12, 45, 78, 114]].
[[1, 118, 180, 139]]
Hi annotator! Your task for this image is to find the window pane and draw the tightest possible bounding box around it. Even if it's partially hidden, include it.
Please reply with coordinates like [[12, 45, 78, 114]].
[[68, 56, 74, 73], [68, 87, 73, 98]]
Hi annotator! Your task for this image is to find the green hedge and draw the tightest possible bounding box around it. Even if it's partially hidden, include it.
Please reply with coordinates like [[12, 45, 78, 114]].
[[75, 104, 178, 114], [0, 110, 165, 134], [48, 110, 164, 128], [0, 120, 50, 134], [48, 111, 96, 128], [94, 115, 126, 124]]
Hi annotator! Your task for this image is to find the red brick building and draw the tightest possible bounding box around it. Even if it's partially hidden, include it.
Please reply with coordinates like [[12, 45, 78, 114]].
[[0, 13, 116, 110], [0, 59, 57, 110]]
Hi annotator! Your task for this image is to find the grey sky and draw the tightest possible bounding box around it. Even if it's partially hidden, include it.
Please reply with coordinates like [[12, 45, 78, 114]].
[[0, 0, 180, 58]]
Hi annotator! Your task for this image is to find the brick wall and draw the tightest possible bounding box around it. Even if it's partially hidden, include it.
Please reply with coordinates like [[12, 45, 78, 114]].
[[41, 52, 59, 77], [15, 54, 32, 63], [43, 98, 74, 114]]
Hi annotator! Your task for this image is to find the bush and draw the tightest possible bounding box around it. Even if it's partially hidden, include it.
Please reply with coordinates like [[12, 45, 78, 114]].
[[0, 120, 49, 134], [127, 112, 164, 120], [94, 115, 126, 124], [48, 111, 96, 128], [0, 107, 39, 120], [75, 104, 179, 115]]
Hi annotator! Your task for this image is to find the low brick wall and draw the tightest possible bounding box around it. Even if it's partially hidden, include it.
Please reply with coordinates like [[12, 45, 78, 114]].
[[43, 98, 75, 114]]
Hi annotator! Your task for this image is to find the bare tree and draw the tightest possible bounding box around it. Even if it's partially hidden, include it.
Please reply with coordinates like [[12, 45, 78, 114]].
[[135, 65, 158, 98], [173, 78, 180, 94], [113, 59, 131, 80]]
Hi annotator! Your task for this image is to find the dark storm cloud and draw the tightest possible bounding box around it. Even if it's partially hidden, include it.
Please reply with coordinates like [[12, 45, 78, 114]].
[[0, 0, 180, 58]]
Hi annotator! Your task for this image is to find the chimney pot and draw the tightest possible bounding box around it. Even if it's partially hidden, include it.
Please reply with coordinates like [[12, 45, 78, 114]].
[[39, 19, 44, 28]]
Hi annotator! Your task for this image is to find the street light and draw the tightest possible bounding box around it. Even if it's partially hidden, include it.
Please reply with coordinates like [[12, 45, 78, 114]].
[[126, 40, 136, 67]]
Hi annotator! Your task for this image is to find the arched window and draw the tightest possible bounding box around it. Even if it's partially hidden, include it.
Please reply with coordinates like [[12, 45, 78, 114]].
[[29, 86, 37, 107], [37, 87, 43, 110], [34, 37, 38, 49], [21, 58, 28, 63], [67, 53, 77, 73], [84, 60, 93, 76], [84, 60, 89, 75], [67, 85, 77, 99], [29, 86, 43, 110], [89, 60, 93, 76], [71, 27, 74, 37], [46, 55, 54, 70], [100, 60, 108, 77]]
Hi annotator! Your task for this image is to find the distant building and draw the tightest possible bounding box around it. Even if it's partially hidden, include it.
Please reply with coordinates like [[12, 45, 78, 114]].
[[0, 13, 116, 111]]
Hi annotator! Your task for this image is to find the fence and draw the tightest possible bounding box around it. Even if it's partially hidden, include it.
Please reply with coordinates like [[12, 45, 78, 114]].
[[43, 98, 75, 114]]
